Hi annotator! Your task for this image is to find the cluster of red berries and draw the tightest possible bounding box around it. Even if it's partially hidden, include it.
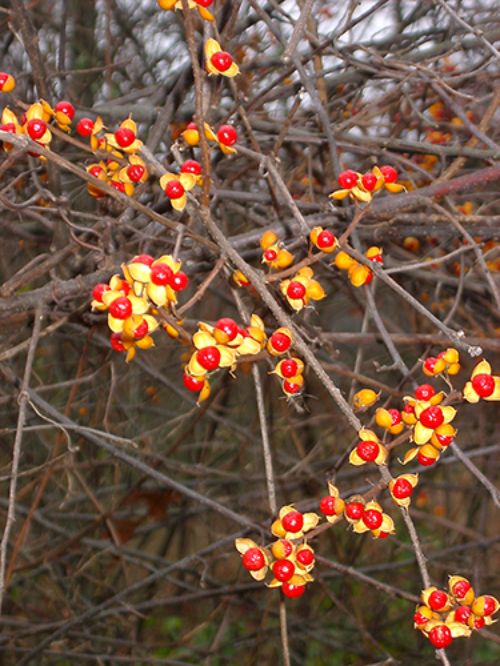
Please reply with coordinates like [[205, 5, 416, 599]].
[[181, 120, 238, 155], [236, 506, 319, 599], [1, 99, 76, 157], [414, 577, 499, 648], [423, 347, 460, 377], [330, 165, 404, 203], [91, 254, 189, 362]]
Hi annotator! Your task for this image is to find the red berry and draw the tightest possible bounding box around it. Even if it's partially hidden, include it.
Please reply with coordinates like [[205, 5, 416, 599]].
[[165, 179, 185, 200], [215, 317, 238, 342], [270, 331, 291, 353], [281, 510, 304, 533], [413, 611, 429, 626], [286, 281, 306, 300], [319, 495, 338, 516], [0, 123, 16, 134], [242, 547, 265, 571], [471, 373, 495, 397], [150, 262, 173, 286], [482, 595, 497, 616], [280, 358, 298, 378], [454, 605, 472, 624], [296, 548, 315, 566], [92, 283, 110, 302], [423, 357, 440, 374], [362, 173, 377, 191], [181, 159, 201, 175], [133, 319, 149, 339], [54, 100, 75, 119], [356, 440, 379, 462], [362, 509, 383, 530], [196, 346, 221, 372], [380, 165, 398, 183], [76, 117, 94, 136], [170, 271, 189, 291], [88, 165, 103, 178], [368, 254, 383, 264], [316, 229, 336, 249], [110, 181, 126, 193], [420, 406, 444, 429], [211, 51, 233, 72], [109, 297, 132, 320], [217, 124, 237, 146], [133, 254, 154, 266], [392, 478, 413, 499], [114, 127, 135, 147], [415, 384, 436, 401], [417, 452, 437, 466], [403, 403, 415, 415], [473, 616, 485, 630], [263, 248, 277, 262], [434, 431, 453, 447], [428, 624, 452, 649], [338, 170, 358, 189], [272, 559, 295, 582], [183, 373, 205, 392], [282, 581, 306, 599], [345, 501, 364, 521], [452, 580, 471, 600], [388, 408, 402, 425], [127, 164, 145, 182], [283, 378, 302, 395], [27, 119, 47, 140], [194, 0, 213, 5], [428, 590, 448, 611], [110, 333, 126, 352]]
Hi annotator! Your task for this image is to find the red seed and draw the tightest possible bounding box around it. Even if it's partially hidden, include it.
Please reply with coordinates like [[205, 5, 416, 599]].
[[150, 263, 173, 286], [183, 373, 205, 392], [263, 248, 278, 262], [452, 580, 471, 600], [165, 179, 185, 200], [420, 406, 444, 429], [114, 127, 135, 147], [281, 581, 306, 599], [319, 495, 338, 516], [217, 124, 237, 146], [272, 559, 295, 582], [316, 229, 336, 249], [170, 271, 189, 291], [281, 510, 304, 533], [76, 117, 94, 136], [362, 509, 383, 530], [415, 383, 436, 401], [211, 51, 233, 72], [54, 100, 75, 119], [181, 159, 202, 175], [362, 172, 377, 191], [279, 358, 298, 378], [428, 624, 452, 649], [27, 119, 47, 140], [109, 297, 132, 320], [392, 478, 413, 499], [286, 281, 306, 300], [356, 440, 379, 462], [428, 589, 448, 611], [110, 333, 126, 352], [270, 331, 291, 353], [196, 346, 221, 371], [92, 283, 110, 302], [454, 605, 472, 624], [215, 317, 238, 341], [242, 547, 265, 571], [338, 169, 358, 189], [379, 165, 398, 183], [471, 373, 495, 397], [296, 548, 315, 567], [127, 164, 146, 182], [345, 501, 364, 521]]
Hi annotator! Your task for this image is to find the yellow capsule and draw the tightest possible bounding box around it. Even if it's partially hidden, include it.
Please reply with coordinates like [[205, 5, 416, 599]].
[[348, 263, 371, 287], [353, 388, 379, 410], [260, 229, 279, 250], [334, 251, 354, 271]]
